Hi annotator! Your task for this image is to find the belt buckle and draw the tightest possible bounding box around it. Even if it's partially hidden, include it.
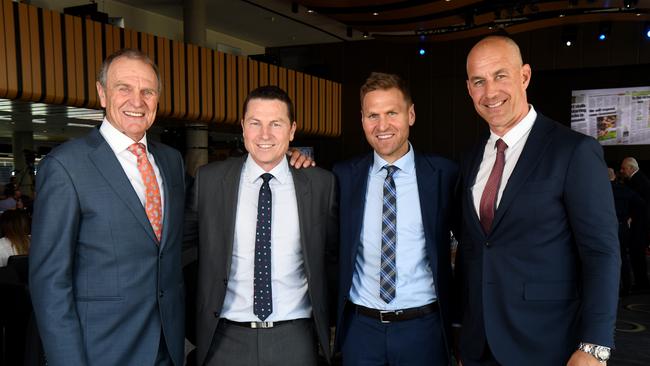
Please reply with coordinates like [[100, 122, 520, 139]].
[[379, 310, 403, 323], [250, 321, 274, 329]]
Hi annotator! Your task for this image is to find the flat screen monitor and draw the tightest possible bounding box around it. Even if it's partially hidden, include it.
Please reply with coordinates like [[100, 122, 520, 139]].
[[571, 86, 650, 145]]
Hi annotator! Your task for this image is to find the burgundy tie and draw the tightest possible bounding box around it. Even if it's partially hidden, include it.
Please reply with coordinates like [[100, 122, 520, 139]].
[[479, 139, 508, 234]]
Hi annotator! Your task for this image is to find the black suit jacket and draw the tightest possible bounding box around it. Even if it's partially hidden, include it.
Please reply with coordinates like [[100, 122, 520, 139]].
[[457, 114, 620, 365], [333, 152, 458, 354], [626, 170, 650, 240], [186, 155, 338, 365]]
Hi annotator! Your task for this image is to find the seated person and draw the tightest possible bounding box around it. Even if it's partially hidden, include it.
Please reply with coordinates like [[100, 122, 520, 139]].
[[0, 209, 31, 266]]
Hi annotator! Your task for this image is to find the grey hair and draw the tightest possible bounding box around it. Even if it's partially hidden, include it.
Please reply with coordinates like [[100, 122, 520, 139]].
[[97, 48, 161, 93]]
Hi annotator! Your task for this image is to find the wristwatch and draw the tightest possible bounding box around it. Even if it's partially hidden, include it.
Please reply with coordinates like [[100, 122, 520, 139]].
[[578, 342, 610, 363]]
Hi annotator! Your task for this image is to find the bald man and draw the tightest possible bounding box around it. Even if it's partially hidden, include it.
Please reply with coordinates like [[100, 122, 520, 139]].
[[620, 157, 650, 290], [456, 36, 620, 366]]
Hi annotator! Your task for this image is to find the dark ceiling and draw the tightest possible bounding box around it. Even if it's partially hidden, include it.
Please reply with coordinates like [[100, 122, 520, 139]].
[[292, 0, 650, 41]]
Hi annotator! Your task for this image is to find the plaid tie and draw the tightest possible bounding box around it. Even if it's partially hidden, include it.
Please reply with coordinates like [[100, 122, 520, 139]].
[[127, 143, 163, 242], [380, 165, 399, 303], [254, 173, 274, 321], [479, 138, 508, 234]]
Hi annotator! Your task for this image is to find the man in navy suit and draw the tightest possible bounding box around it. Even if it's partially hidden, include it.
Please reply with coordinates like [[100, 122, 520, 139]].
[[30, 49, 185, 366], [334, 72, 458, 365], [457, 35, 620, 366]]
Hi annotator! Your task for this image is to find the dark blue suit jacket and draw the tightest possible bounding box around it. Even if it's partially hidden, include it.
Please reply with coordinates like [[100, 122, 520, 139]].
[[457, 114, 620, 365], [333, 151, 458, 353], [30, 128, 186, 366]]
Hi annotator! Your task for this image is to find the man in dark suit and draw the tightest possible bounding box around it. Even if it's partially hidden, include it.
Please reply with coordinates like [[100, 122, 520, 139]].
[[620, 157, 650, 289], [457, 35, 620, 366], [29, 49, 185, 365], [608, 168, 644, 295], [186, 86, 337, 366], [334, 72, 458, 365]]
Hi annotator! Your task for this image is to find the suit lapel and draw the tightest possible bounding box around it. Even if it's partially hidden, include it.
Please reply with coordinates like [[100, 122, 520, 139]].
[[87, 129, 158, 244], [490, 115, 555, 233], [290, 166, 313, 277], [221, 156, 246, 274], [415, 153, 439, 265], [466, 135, 489, 235], [148, 141, 173, 249], [348, 154, 373, 268]]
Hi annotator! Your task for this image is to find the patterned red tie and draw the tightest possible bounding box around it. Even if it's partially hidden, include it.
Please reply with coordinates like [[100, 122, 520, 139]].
[[128, 143, 163, 242], [479, 138, 508, 234]]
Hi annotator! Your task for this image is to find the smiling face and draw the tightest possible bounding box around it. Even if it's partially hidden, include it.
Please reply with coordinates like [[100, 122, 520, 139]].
[[242, 98, 297, 172], [96, 56, 159, 141], [466, 37, 531, 136], [361, 87, 415, 163]]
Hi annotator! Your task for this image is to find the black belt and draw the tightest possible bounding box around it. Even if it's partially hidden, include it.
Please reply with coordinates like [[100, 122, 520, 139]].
[[221, 318, 304, 329], [353, 302, 438, 323]]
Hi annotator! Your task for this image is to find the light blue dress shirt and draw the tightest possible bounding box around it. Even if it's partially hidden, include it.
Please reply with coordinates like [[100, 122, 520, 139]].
[[350, 145, 436, 310]]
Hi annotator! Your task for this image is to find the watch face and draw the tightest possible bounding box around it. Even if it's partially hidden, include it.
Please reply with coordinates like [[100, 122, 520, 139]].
[[595, 347, 610, 360]]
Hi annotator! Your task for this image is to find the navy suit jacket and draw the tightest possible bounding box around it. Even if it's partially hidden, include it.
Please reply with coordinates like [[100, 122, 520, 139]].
[[457, 114, 620, 365], [30, 128, 186, 366], [333, 151, 458, 353]]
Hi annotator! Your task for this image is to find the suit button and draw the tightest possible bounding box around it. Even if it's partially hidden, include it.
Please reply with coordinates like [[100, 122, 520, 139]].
[[485, 242, 490, 247], [159, 290, 164, 298], [159, 253, 163, 260], [223, 279, 228, 286], [214, 312, 219, 318]]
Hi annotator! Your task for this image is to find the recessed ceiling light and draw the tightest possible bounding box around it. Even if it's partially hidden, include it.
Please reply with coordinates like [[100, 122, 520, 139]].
[[373, 12, 379, 16], [307, 9, 315, 14], [559, 14, 565, 17]]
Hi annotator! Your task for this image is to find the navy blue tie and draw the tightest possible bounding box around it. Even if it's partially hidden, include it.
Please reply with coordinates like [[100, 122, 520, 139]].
[[381, 165, 399, 303], [254, 173, 273, 321]]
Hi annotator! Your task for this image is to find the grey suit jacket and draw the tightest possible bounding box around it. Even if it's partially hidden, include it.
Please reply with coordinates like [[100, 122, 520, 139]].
[[29, 128, 186, 366], [186, 155, 338, 365]]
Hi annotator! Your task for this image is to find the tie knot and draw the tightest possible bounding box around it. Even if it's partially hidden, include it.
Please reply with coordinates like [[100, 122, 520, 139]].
[[383, 165, 399, 178], [495, 138, 508, 153], [260, 173, 274, 184], [127, 143, 146, 157]]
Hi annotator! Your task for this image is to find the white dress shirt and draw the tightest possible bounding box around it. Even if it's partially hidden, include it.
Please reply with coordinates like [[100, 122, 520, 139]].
[[99, 119, 165, 217], [221, 156, 311, 322], [472, 106, 537, 216], [350, 144, 436, 310]]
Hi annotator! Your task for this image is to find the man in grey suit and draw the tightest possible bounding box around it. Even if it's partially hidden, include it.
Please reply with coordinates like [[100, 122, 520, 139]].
[[30, 49, 185, 366], [186, 85, 337, 366]]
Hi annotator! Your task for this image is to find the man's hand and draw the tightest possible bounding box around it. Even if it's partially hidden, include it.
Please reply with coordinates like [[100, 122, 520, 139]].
[[288, 148, 316, 169], [567, 350, 605, 366]]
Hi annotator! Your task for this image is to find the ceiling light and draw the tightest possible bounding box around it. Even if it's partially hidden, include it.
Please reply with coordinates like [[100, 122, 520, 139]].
[[372, 12, 379, 16], [562, 25, 577, 47], [419, 48, 426, 56], [598, 22, 611, 41], [306, 9, 315, 14], [66, 122, 96, 128], [362, 32, 369, 38]]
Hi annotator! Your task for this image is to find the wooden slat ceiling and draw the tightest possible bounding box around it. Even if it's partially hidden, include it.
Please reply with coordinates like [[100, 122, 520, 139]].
[[293, 0, 650, 41]]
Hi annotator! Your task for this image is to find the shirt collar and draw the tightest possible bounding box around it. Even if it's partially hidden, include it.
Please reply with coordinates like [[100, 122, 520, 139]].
[[99, 118, 148, 154], [371, 142, 415, 177], [244, 155, 291, 185], [487, 105, 537, 151]]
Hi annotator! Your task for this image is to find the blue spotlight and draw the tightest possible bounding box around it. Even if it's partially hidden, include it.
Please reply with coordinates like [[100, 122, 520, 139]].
[[419, 48, 426, 56], [598, 33, 606, 41]]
